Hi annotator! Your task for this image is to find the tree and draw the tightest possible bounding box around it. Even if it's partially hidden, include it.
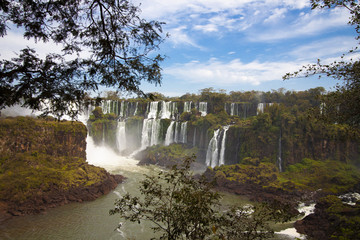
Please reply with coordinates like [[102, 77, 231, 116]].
[[283, 0, 360, 128], [110, 156, 288, 240], [0, 0, 166, 119]]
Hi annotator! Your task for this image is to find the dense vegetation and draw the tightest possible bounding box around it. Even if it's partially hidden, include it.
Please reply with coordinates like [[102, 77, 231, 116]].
[[0, 116, 120, 213]]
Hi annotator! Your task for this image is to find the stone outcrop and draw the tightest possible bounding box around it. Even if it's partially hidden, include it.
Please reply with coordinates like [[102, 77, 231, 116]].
[[0, 116, 123, 222]]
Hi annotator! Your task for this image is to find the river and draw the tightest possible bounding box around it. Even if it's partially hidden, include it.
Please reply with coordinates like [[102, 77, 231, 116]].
[[0, 136, 306, 239]]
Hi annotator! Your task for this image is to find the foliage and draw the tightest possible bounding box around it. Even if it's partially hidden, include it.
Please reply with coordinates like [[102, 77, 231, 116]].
[[279, 158, 360, 193], [0, 0, 166, 119], [0, 116, 108, 203], [213, 161, 279, 187], [110, 157, 286, 240], [284, 0, 360, 128], [110, 156, 221, 240], [0, 152, 108, 203], [139, 144, 198, 167], [209, 157, 360, 195]]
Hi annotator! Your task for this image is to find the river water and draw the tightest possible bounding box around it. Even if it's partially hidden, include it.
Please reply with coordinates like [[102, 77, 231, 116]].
[[0, 136, 306, 240]]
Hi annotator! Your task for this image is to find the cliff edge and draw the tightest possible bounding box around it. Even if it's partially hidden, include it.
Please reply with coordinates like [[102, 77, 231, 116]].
[[0, 116, 123, 222]]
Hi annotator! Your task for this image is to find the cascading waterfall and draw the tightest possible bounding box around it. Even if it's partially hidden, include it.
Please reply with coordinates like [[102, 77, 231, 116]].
[[206, 129, 220, 167], [134, 102, 138, 116], [278, 131, 283, 172], [174, 122, 180, 143], [230, 103, 237, 116], [101, 100, 112, 114], [199, 102, 207, 116], [184, 101, 192, 112], [116, 121, 126, 152], [257, 103, 274, 115], [180, 122, 187, 143], [219, 126, 229, 165], [119, 101, 126, 118], [159, 101, 177, 119], [206, 126, 230, 167], [147, 101, 159, 119], [140, 118, 161, 149], [257, 103, 265, 115], [193, 128, 197, 147], [165, 121, 175, 146]]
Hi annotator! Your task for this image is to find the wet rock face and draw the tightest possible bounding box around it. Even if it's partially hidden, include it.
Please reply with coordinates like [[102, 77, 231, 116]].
[[0, 117, 123, 222]]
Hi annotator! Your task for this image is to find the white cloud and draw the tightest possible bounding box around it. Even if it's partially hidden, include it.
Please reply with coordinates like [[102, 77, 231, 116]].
[[289, 36, 358, 60], [133, 0, 312, 46], [264, 8, 287, 23], [167, 26, 203, 48], [250, 7, 351, 42], [0, 31, 63, 59], [164, 58, 304, 86]]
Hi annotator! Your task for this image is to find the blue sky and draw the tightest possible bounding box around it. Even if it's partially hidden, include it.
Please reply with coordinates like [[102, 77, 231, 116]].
[[0, 0, 358, 97], [134, 0, 359, 97]]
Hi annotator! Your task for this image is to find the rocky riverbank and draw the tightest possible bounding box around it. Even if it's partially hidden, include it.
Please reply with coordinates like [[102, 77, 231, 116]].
[[0, 116, 124, 223]]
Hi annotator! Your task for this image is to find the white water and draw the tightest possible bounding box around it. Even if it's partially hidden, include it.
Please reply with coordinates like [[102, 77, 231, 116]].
[[174, 121, 180, 143], [180, 121, 188, 143], [206, 129, 220, 167], [275, 203, 315, 240], [140, 119, 161, 149], [164, 121, 175, 146], [116, 121, 126, 153], [86, 135, 140, 172], [159, 101, 171, 119], [119, 101, 125, 118], [278, 132, 283, 172], [219, 126, 229, 165], [159, 101, 177, 119], [206, 126, 230, 167], [147, 102, 159, 119], [184, 101, 192, 112], [257, 103, 264, 115], [230, 103, 237, 116], [199, 102, 207, 116]]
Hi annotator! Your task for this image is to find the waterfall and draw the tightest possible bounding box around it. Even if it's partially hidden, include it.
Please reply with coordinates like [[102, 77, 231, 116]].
[[199, 102, 207, 116], [278, 131, 283, 172], [134, 102, 138, 116], [206, 126, 230, 167], [174, 121, 180, 143], [140, 119, 161, 149], [147, 102, 159, 119], [159, 101, 177, 119], [230, 103, 239, 116], [159, 101, 171, 119], [101, 100, 112, 114], [180, 122, 187, 143], [193, 128, 197, 147], [184, 101, 192, 112], [206, 129, 220, 167], [119, 101, 125, 118], [116, 121, 126, 152], [257, 103, 264, 115], [219, 126, 229, 165], [165, 121, 175, 146]]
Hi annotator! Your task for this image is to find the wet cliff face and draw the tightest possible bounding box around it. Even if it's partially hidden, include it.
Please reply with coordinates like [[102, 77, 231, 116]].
[[86, 98, 360, 169]]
